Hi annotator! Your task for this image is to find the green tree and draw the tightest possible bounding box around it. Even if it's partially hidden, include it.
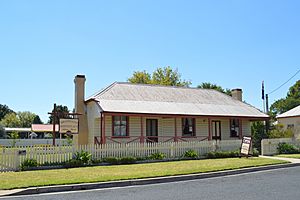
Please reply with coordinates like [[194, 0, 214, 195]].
[[18, 111, 41, 127], [8, 131, 19, 147], [128, 70, 151, 84], [0, 124, 5, 138], [33, 115, 43, 124], [251, 121, 267, 153], [152, 66, 191, 86], [0, 113, 21, 127], [197, 82, 232, 96], [270, 80, 300, 117], [128, 66, 191, 87], [0, 104, 14, 121], [0, 111, 42, 128], [48, 105, 70, 124]]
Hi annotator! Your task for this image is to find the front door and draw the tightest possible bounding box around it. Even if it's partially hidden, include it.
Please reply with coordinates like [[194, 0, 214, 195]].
[[146, 119, 158, 142], [212, 121, 221, 140]]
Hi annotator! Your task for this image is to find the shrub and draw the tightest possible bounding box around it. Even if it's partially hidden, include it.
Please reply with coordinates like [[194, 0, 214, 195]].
[[41, 161, 66, 166], [103, 157, 120, 165], [73, 150, 92, 165], [20, 158, 38, 171], [65, 150, 92, 168], [148, 152, 166, 160], [206, 151, 240, 159], [277, 142, 299, 154], [269, 124, 294, 138], [64, 159, 83, 168], [183, 149, 198, 159], [103, 157, 137, 165], [120, 156, 137, 164], [252, 148, 260, 157]]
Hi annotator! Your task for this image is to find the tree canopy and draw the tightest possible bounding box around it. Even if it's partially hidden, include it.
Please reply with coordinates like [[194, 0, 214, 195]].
[[0, 111, 43, 128], [197, 82, 232, 96], [0, 104, 14, 121], [270, 80, 300, 117], [128, 66, 191, 87], [0, 113, 21, 127], [48, 105, 70, 124], [0, 124, 5, 138]]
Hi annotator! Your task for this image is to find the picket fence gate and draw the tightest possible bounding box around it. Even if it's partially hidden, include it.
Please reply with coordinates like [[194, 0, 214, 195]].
[[0, 140, 242, 172]]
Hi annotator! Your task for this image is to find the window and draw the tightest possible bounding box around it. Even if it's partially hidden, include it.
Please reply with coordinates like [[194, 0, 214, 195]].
[[113, 116, 128, 136], [230, 119, 240, 137], [287, 124, 294, 129], [182, 118, 195, 136]]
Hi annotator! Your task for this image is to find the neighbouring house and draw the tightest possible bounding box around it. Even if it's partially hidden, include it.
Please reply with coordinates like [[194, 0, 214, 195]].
[[4, 127, 31, 139], [277, 105, 300, 139], [73, 75, 269, 145], [4, 125, 59, 139]]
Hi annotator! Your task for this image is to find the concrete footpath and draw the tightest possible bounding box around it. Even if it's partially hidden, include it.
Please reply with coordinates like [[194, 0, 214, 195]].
[[1, 156, 300, 197]]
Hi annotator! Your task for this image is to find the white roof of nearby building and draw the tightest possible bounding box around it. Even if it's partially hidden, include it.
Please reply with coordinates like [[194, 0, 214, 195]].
[[87, 82, 268, 119], [4, 127, 31, 132], [277, 105, 300, 118]]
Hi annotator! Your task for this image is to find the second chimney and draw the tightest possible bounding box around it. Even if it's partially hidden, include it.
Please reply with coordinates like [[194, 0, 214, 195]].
[[231, 88, 243, 101]]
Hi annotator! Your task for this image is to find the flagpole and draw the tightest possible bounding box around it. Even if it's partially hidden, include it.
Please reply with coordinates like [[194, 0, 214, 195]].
[[262, 81, 266, 113]]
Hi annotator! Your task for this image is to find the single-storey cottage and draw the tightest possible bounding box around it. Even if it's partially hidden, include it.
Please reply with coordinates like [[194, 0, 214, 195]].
[[277, 105, 300, 138], [73, 75, 268, 145]]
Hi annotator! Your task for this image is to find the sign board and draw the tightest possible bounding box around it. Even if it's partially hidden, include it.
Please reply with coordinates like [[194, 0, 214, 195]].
[[240, 136, 252, 156], [59, 118, 79, 134]]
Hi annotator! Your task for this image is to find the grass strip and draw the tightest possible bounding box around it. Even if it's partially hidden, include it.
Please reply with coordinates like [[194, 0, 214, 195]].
[[0, 157, 287, 190], [276, 154, 300, 159]]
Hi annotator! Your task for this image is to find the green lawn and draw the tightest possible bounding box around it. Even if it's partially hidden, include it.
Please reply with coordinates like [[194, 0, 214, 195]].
[[0, 157, 287, 190], [276, 154, 300, 159]]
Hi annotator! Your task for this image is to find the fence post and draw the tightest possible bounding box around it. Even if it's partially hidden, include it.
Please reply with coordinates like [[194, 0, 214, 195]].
[[261, 139, 264, 155], [14, 149, 20, 171], [170, 142, 174, 158]]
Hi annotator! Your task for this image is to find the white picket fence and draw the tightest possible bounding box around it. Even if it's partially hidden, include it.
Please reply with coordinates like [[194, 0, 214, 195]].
[[261, 138, 300, 155], [0, 140, 242, 172]]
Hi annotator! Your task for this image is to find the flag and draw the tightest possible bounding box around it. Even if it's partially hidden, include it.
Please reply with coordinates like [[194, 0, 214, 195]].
[[262, 81, 265, 100]]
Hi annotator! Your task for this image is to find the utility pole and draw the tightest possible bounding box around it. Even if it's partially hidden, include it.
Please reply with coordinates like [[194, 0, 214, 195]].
[[266, 94, 269, 114], [265, 94, 270, 135]]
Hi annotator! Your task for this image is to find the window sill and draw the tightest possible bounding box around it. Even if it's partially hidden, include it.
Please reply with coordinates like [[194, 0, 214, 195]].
[[181, 135, 196, 138], [111, 136, 130, 139]]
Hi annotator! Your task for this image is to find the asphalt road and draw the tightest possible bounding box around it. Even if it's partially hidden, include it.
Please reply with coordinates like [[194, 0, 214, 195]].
[[2, 166, 300, 200]]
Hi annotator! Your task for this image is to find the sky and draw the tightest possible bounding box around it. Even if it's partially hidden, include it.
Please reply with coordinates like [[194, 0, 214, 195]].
[[0, 0, 299, 123]]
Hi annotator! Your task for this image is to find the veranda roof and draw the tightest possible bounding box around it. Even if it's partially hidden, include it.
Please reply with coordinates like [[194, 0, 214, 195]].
[[87, 82, 268, 119]]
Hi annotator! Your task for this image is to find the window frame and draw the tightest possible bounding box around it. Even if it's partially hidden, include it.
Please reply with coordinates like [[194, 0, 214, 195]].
[[182, 118, 196, 137], [230, 119, 240, 137], [112, 116, 129, 137], [287, 124, 295, 129]]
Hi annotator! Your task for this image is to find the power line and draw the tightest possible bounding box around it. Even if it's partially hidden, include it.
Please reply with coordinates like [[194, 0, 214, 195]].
[[268, 69, 300, 95]]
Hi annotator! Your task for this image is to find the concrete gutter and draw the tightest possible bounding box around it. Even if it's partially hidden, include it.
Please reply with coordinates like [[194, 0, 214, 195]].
[[1, 162, 300, 197]]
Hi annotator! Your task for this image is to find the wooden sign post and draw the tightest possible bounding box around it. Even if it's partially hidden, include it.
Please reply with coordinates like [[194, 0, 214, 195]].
[[48, 103, 81, 146]]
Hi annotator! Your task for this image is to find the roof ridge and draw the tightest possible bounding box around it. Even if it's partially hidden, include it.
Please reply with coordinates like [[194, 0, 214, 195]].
[[112, 81, 224, 92], [86, 82, 118, 100]]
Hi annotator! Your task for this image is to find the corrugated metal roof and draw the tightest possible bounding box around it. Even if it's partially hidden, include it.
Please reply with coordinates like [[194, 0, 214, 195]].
[[277, 105, 300, 118], [31, 124, 59, 132], [87, 82, 268, 118]]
